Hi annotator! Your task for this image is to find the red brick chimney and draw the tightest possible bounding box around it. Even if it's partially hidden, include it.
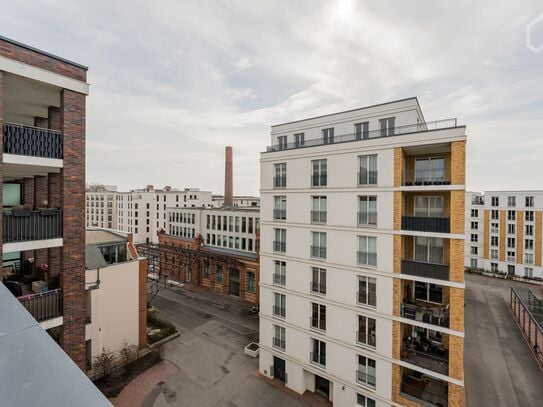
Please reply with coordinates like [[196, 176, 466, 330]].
[[224, 146, 233, 207]]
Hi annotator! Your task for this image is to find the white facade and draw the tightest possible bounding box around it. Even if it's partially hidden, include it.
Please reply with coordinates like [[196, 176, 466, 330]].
[[117, 187, 213, 244], [85, 188, 119, 229], [212, 195, 261, 208], [259, 98, 466, 406]]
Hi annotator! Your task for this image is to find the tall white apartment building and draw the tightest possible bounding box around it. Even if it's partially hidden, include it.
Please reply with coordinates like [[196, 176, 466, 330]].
[[85, 184, 118, 229], [116, 185, 213, 244], [259, 98, 466, 407], [212, 195, 260, 208], [465, 190, 543, 281]]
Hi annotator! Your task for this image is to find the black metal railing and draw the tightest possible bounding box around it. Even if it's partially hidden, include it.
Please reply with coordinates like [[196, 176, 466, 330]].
[[356, 370, 376, 388], [273, 241, 286, 252], [273, 273, 286, 286], [311, 174, 327, 187], [310, 352, 326, 367], [311, 281, 327, 295], [400, 381, 448, 407], [357, 251, 377, 267], [18, 289, 63, 322], [311, 246, 327, 259], [400, 302, 449, 328], [266, 118, 459, 152], [403, 169, 450, 186], [273, 306, 286, 318], [311, 210, 327, 223], [4, 122, 63, 159], [402, 260, 449, 281], [3, 209, 62, 243], [273, 209, 286, 220], [401, 345, 449, 375], [273, 176, 286, 188], [273, 337, 285, 350], [310, 317, 326, 331], [402, 216, 450, 233]]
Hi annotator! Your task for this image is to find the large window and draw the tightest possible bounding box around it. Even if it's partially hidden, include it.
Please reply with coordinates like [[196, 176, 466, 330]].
[[358, 236, 377, 266], [358, 155, 378, 185], [414, 281, 443, 303], [323, 128, 334, 144], [274, 261, 286, 286], [274, 163, 287, 188], [356, 355, 376, 388], [98, 243, 127, 264], [273, 293, 286, 318], [311, 196, 327, 223], [216, 265, 223, 284], [294, 132, 305, 148], [358, 196, 377, 226], [357, 315, 376, 347], [311, 159, 327, 187], [355, 121, 369, 140], [274, 228, 286, 252], [357, 276, 376, 307], [311, 232, 327, 259], [414, 196, 444, 217], [273, 325, 286, 350], [273, 196, 286, 220], [414, 157, 445, 183], [379, 117, 395, 136], [311, 338, 326, 367], [357, 394, 376, 407], [311, 303, 326, 331], [414, 236, 444, 264], [247, 272, 256, 293]]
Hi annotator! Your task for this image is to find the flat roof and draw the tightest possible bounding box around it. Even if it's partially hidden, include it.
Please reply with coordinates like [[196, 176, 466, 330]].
[[86, 229, 127, 245], [0, 34, 88, 70], [271, 96, 420, 128]]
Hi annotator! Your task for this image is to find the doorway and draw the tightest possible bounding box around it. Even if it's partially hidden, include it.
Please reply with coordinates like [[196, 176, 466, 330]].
[[273, 356, 286, 382], [315, 375, 330, 398], [229, 269, 240, 296]]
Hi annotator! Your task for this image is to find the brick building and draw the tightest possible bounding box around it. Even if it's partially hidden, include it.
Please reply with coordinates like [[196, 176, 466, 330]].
[[0, 35, 89, 368]]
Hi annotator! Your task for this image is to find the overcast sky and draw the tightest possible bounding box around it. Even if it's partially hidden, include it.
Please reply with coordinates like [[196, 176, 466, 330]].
[[1, 0, 543, 195]]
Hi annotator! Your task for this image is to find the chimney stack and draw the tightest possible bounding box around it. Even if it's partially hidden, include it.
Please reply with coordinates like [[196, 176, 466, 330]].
[[224, 146, 233, 207]]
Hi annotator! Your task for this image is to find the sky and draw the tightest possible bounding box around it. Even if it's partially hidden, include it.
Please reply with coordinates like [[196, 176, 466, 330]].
[[1, 0, 543, 195]]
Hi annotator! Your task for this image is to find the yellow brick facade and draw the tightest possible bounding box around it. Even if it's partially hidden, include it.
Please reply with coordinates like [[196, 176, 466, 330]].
[[499, 210, 506, 262], [536, 211, 542, 266], [517, 212, 524, 264]]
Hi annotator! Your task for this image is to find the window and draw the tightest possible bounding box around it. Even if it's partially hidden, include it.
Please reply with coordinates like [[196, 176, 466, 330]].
[[273, 325, 286, 350], [525, 239, 534, 250], [311, 196, 327, 223], [470, 234, 478, 243], [491, 236, 499, 247], [274, 163, 287, 188], [310, 338, 326, 367], [470, 246, 478, 255], [491, 196, 499, 207], [311, 303, 326, 331], [507, 237, 515, 248], [356, 355, 376, 388], [414, 196, 444, 218], [311, 267, 326, 295], [357, 394, 376, 407], [471, 209, 479, 218], [216, 265, 223, 284], [311, 232, 327, 259], [247, 272, 256, 293], [471, 221, 478, 230], [273, 261, 286, 286], [294, 132, 305, 147], [273, 293, 286, 318], [379, 117, 395, 136], [491, 222, 499, 233], [358, 196, 377, 226], [491, 210, 499, 220], [358, 236, 377, 266], [204, 261, 210, 279], [507, 223, 515, 234], [491, 262, 498, 273], [507, 210, 516, 221], [526, 196, 534, 207], [526, 225, 534, 236], [508, 196, 516, 207], [525, 267, 534, 278], [525, 253, 534, 265], [358, 155, 378, 185], [355, 121, 369, 140], [508, 265, 515, 275], [526, 211, 534, 222], [274, 228, 286, 252], [414, 157, 445, 183], [414, 236, 444, 264], [278, 135, 287, 150], [311, 159, 327, 187], [415, 281, 443, 303], [322, 127, 334, 144], [471, 258, 478, 269], [357, 276, 376, 307], [491, 249, 499, 260], [357, 315, 376, 347]]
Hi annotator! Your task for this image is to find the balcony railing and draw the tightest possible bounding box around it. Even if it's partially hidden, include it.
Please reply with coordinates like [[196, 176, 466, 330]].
[[273, 209, 286, 220], [403, 169, 450, 186], [18, 289, 63, 322], [310, 352, 326, 367], [310, 281, 326, 295], [3, 122, 63, 159], [273, 176, 286, 188], [401, 380, 448, 407], [311, 246, 326, 259], [310, 317, 326, 331], [311, 174, 327, 187], [402, 260, 449, 281], [311, 210, 327, 223], [272, 337, 285, 350], [356, 370, 376, 388], [3, 209, 62, 243], [400, 302, 449, 328], [273, 273, 286, 286], [401, 344, 449, 375], [273, 241, 286, 252], [402, 216, 450, 233], [266, 118, 459, 152], [273, 306, 286, 318]]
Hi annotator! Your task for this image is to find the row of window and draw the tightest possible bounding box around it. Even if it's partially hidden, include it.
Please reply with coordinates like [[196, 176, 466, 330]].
[[205, 233, 255, 252], [483, 261, 536, 278], [201, 263, 256, 292], [86, 201, 114, 208], [170, 212, 196, 224], [86, 195, 115, 201], [206, 214, 258, 234], [491, 196, 535, 208], [169, 226, 196, 239]]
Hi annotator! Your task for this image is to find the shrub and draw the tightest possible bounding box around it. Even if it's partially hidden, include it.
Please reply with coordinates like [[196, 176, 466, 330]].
[[94, 347, 116, 378], [120, 340, 139, 368]]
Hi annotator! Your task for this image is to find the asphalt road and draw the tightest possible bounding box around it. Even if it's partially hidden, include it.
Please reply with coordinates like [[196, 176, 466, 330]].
[[465, 273, 543, 406]]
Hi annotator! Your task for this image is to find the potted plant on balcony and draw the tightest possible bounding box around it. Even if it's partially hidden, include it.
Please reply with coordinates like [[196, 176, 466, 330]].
[[12, 204, 32, 216], [38, 200, 57, 216]]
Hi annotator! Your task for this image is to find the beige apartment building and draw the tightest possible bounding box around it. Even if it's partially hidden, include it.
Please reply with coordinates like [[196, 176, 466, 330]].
[[85, 184, 118, 229]]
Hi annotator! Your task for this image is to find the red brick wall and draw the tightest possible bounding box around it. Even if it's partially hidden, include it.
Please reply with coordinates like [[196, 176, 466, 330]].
[[59, 89, 86, 369], [48, 107, 61, 131], [48, 172, 61, 208], [0, 38, 87, 81], [34, 117, 48, 128], [0, 71, 3, 264], [23, 177, 34, 205], [34, 175, 48, 207]]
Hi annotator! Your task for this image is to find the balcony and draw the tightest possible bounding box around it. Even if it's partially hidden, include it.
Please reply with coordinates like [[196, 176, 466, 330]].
[[402, 216, 450, 233], [311, 210, 327, 223], [310, 317, 326, 331], [272, 337, 285, 351], [402, 260, 449, 281], [403, 169, 450, 186], [400, 302, 449, 328], [273, 306, 286, 318], [310, 281, 326, 295], [17, 288, 63, 323], [401, 330, 449, 375], [273, 241, 286, 253], [273, 209, 286, 220], [266, 118, 459, 152], [3, 122, 63, 159], [310, 352, 326, 367], [311, 246, 326, 259], [401, 370, 448, 407], [3, 209, 62, 243], [273, 273, 286, 286]]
